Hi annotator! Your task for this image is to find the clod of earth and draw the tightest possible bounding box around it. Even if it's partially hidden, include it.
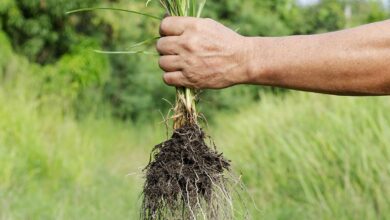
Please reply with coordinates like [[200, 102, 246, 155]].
[[142, 124, 231, 220]]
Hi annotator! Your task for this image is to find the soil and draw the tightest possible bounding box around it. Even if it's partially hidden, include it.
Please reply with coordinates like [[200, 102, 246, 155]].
[[142, 124, 231, 220]]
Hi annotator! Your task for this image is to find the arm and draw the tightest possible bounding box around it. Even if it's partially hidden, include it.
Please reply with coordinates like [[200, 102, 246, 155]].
[[157, 17, 390, 95]]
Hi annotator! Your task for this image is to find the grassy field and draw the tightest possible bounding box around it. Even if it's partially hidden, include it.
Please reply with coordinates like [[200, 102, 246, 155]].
[[213, 93, 390, 220], [1, 84, 390, 219]]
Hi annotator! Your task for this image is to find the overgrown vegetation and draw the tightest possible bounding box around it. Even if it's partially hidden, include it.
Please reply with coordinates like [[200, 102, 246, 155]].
[[0, 0, 389, 219], [1, 81, 390, 219], [1, 0, 387, 120]]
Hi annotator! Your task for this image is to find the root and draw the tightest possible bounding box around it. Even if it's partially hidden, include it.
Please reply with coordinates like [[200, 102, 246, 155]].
[[141, 124, 232, 220]]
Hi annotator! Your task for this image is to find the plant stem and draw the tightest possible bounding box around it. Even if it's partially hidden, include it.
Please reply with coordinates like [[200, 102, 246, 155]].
[[160, 0, 206, 129]]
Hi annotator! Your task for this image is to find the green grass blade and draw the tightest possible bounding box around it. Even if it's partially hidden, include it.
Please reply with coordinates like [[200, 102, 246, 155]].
[[94, 50, 158, 56], [189, 0, 196, 17], [125, 37, 160, 50], [197, 0, 207, 17], [66, 7, 161, 20]]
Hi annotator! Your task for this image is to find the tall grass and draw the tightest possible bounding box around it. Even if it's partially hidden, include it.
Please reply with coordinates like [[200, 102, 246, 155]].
[[1, 85, 390, 219], [0, 77, 166, 219], [3, 2, 390, 219], [213, 92, 390, 219]]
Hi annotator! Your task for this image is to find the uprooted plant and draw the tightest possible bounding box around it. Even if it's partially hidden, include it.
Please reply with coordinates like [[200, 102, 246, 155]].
[[68, 1, 235, 219]]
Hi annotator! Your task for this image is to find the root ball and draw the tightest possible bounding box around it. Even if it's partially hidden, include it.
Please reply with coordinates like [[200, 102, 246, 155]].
[[142, 125, 231, 220]]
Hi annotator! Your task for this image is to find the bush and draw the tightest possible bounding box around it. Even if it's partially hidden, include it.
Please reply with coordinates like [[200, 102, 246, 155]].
[[0, 0, 105, 64]]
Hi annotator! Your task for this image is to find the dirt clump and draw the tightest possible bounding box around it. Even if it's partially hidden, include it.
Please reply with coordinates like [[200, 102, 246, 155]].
[[142, 124, 231, 220]]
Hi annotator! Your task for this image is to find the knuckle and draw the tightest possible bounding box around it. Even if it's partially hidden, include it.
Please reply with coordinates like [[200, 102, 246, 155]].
[[184, 36, 199, 51], [193, 22, 201, 31], [186, 73, 197, 83], [203, 18, 214, 24], [182, 56, 193, 67], [178, 37, 187, 48], [162, 74, 172, 85], [189, 20, 202, 31]]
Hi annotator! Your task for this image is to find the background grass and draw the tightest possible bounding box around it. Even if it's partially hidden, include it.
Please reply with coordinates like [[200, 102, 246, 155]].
[[1, 83, 389, 219], [1, 1, 389, 219]]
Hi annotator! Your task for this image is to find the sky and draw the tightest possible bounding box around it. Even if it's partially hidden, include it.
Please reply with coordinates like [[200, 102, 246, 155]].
[[297, 0, 320, 6]]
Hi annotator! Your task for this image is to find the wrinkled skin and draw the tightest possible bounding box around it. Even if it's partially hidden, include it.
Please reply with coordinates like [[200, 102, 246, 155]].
[[156, 17, 252, 89], [156, 17, 390, 95]]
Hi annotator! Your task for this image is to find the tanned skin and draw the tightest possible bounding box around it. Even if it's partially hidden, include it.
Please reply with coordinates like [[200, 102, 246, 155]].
[[156, 17, 390, 96]]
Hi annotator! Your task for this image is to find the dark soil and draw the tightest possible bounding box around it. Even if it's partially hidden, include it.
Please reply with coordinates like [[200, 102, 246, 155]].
[[142, 124, 231, 220]]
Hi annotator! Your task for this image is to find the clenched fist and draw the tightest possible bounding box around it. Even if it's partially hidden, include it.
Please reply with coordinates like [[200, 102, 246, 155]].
[[156, 17, 253, 89]]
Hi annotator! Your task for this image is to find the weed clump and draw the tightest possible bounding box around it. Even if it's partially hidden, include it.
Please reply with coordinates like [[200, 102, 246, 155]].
[[140, 0, 236, 219], [66, 1, 236, 219]]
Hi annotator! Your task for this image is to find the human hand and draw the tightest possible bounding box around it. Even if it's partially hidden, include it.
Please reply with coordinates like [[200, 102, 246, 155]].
[[157, 17, 253, 89]]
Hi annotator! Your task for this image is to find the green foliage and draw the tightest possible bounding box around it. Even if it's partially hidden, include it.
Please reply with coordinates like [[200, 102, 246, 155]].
[[0, 1, 390, 219], [365, 1, 389, 23], [103, 55, 173, 120], [0, 30, 109, 116], [303, 0, 346, 32], [0, 0, 105, 64], [0, 32, 13, 76], [1, 89, 390, 219], [205, 0, 295, 36], [40, 38, 110, 114], [95, 1, 170, 120], [0, 0, 389, 120], [0, 84, 161, 219], [0, 31, 38, 89], [213, 93, 390, 219]]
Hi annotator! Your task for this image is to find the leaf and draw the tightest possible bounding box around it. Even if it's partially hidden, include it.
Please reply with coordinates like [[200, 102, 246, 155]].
[[93, 50, 158, 56], [66, 7, 161, 20], [125, 37, 160, 50]]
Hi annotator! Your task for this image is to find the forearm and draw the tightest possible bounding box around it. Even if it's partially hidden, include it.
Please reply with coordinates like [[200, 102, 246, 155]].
[[246, 20, 390, 95]]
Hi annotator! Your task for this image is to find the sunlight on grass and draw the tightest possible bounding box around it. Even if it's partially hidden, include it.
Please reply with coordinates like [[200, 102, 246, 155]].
[[1, 87, 390, 219], [212, 92, 390, 219]]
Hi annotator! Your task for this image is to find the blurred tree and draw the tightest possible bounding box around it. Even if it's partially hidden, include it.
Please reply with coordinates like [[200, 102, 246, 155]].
[[361, 0, 389, 23], [95, 1, 174, 120], [0, 0, 107, 64], [0, 0, 112, 117], [0, 0, 388, 121]]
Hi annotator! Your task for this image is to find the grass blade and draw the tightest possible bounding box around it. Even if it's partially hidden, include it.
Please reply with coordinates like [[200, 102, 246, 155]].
[[66, 7, 161, 20], [125, 37, 160, 50], [94, 50, 158, 56], [197, 0, 206, 17]]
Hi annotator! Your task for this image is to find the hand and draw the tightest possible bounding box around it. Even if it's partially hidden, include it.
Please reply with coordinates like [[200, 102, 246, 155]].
[[157, 17, 252, 89]]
